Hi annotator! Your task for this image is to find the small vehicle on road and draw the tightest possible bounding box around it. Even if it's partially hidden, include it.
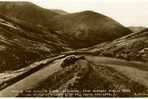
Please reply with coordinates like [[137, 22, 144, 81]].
[[61, 55, 85, 68]]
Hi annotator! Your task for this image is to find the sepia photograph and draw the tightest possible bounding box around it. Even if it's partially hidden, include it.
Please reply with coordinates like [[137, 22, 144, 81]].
[[0, 0, 148, 97]]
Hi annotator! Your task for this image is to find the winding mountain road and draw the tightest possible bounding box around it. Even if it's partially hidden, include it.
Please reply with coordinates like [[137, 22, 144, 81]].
[[0, 55, 148, 97]]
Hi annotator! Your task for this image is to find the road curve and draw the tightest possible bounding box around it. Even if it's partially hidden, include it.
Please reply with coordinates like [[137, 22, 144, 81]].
[[0, 55, 148, 97], [0, 58, 65, 97], [85, 55, 148, 88]]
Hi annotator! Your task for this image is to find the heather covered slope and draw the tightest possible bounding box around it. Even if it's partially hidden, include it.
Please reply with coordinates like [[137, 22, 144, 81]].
[[0, 14, 71, 72]]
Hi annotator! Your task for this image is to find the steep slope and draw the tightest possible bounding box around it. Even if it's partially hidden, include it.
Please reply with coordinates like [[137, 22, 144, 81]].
[[0, 14, 71, 72], [0, 2, 132, 49], [0, 2, 60, 27], [0, 26, 147, 97], [50, 11, 132, 48], [87, 29, 148, 62]]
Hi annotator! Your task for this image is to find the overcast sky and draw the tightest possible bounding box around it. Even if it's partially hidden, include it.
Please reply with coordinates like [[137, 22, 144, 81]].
[[1, 0, 148, 27]]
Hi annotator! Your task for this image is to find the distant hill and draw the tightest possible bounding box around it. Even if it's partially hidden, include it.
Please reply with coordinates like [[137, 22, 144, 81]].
[[50, 10, 132, 48], [0, 2, 132, 72], [51, 9, 68, 15], [0, 2, 132, 49], [1, 2, 148, 96], [128, 26, 147, 32]]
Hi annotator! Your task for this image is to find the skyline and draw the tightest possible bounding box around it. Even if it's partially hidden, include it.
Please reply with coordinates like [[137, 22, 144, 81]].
[[0, 0, 148, 27]]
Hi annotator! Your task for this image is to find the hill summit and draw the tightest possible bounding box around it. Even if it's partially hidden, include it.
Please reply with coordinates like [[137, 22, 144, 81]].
[[0, 2, 132, 48], [50, 10, 132, 48]]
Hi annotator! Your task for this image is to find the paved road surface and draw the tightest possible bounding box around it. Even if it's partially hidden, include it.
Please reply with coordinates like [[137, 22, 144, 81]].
[[85, 56, 148, 88], [0, 58, 64, 97], [0, 55, 148, 97]]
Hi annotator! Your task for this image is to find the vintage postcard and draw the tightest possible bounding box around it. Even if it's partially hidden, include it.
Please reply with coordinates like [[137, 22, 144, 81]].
[[0, 0, 148, 97]]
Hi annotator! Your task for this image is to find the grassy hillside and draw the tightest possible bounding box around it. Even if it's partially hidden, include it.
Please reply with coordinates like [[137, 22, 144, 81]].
[[0, 14, 70, 72], [0, 2, 60, 27], [88, 29, 148, 62], [0, 2, 132, 49], [50, 11, 132, 48], [0, 2, 132, 72]]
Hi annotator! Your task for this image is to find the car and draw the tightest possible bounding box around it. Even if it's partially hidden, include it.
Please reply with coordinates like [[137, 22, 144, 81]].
[[61, 55, 85, 68]]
